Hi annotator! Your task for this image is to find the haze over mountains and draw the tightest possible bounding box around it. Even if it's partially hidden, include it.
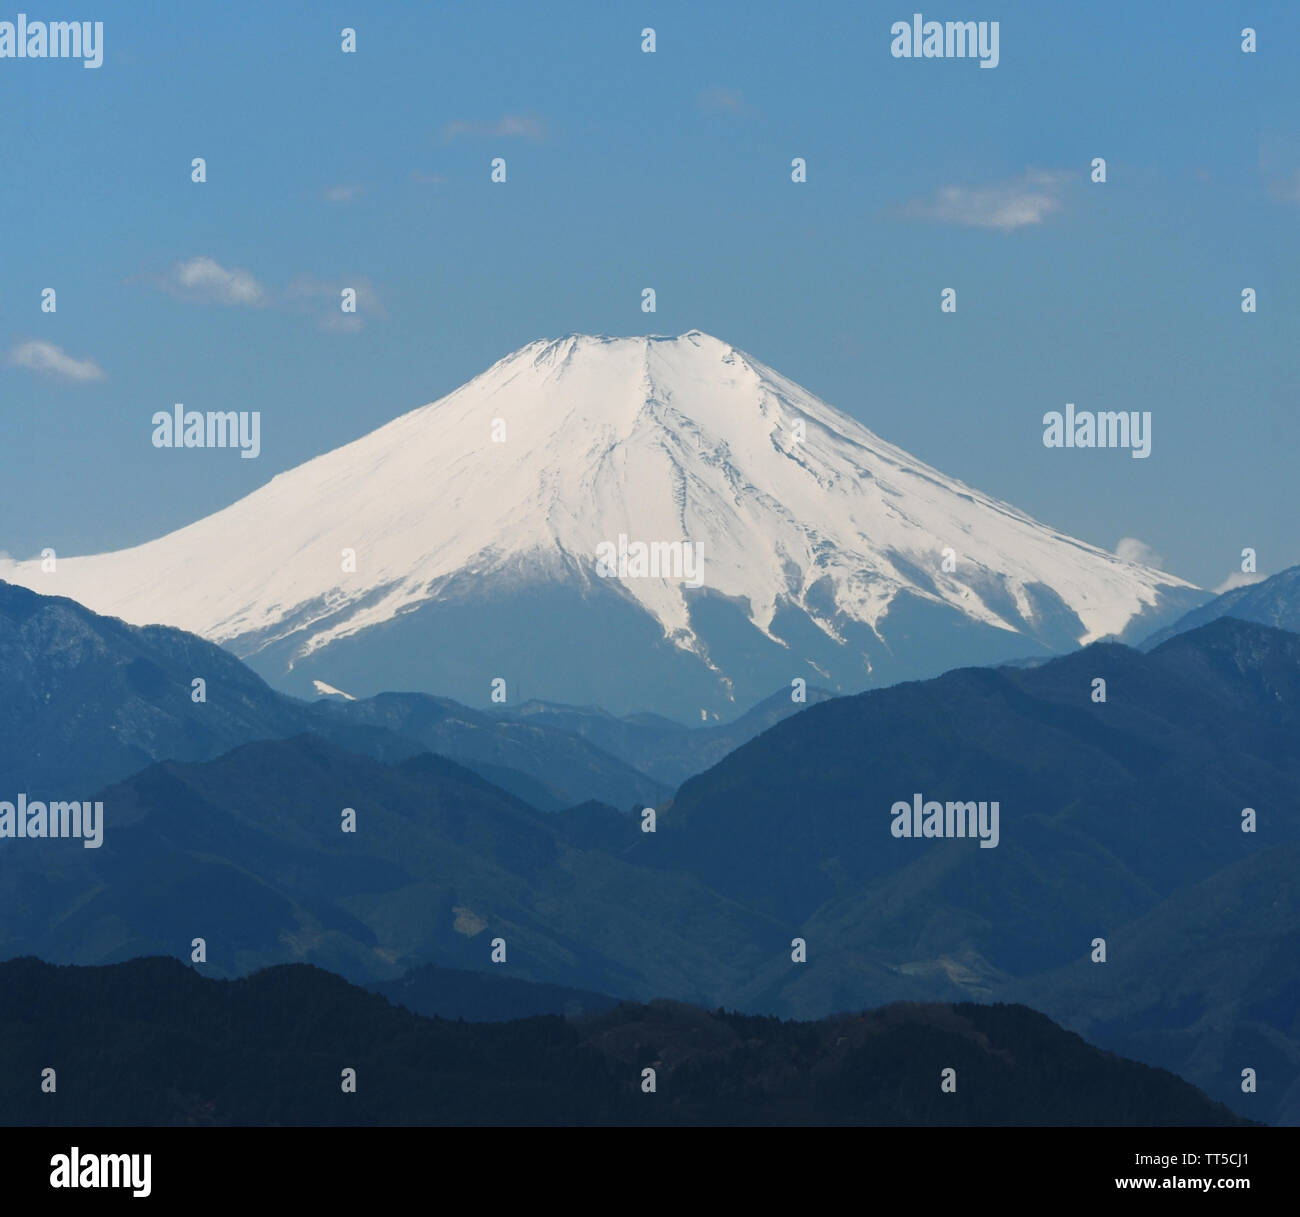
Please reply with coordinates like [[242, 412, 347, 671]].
[[2, 581, 1294, 1123], [0, 580, 748, 812], [0, 333, 1204, 720], [485, 684, 838, 789]]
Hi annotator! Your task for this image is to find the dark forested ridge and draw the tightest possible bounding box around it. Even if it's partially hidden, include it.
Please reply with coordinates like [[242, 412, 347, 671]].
[[0, 957, 1251, 1127], [368, 961, 621, 1021]]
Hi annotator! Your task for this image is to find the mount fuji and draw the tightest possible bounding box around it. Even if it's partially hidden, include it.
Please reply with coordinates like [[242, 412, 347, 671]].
[[1, 331, 1204, 719]]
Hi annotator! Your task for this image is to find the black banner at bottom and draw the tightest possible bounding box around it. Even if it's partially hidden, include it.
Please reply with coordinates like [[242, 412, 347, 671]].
[[1, 1124, 1289, 1204]]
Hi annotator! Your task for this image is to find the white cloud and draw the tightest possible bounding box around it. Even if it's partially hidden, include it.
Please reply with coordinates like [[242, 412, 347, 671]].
[[7, 340, 105, 382], [903, 169, 1074, 232], [1213, 571, 1266, 594], [164, 256, 267, 306], [441, 114, 546, 141], [1114, 537, 1163, 570], [146, 258, 383, 330]]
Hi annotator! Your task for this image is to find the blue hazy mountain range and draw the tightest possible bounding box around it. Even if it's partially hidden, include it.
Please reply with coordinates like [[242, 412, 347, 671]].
[[0, 579, 822, 812], [1, 581, 1296, 1122]]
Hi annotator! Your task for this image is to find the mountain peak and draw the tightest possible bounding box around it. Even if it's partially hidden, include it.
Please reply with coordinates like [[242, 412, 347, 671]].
[[0, 335, 1203, 715], [511, 328, 733, 362]]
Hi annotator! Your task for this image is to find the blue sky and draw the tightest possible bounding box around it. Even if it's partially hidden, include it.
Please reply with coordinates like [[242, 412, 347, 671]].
[[1, 0, 1297, 591]]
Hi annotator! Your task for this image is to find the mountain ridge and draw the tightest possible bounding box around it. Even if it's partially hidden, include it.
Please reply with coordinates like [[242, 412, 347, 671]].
[[1141, 565, 1300, 649], [0, 579, 711, 811]]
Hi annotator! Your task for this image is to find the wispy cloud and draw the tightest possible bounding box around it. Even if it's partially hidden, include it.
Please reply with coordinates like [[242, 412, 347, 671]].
[[902, 169, 1075, 232], [160, 255, 268, 306], [698, 87, 750, 115], [323, 183, 365, 204], [1114, 537, 1163, 570], [7, 340, 105, 382], [1258, 136, 1300, 204], [1267, 169, 1300, 204], [284, 274, 385, 332], [1213, 570, 1266, 594], [146, 258, 384, 333], [441, 114, 546, 142]]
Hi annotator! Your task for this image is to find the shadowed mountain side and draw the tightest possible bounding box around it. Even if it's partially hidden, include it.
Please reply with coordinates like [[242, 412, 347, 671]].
[[1142, 565, 1300, 650], [1015, 845, 1300, 1127], [648, 619, 1300, 934], [492, 682, 838, 789], [308, 690, 669, 811], [0, 957, 1251, 1127], [0, 735, 781, 1003], [0, 581, 421, 795], [0, 580, 671, 815], [631, 618, 1300, 1122]]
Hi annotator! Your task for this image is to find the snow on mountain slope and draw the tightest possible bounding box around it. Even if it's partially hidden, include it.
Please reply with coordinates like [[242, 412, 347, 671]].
[[0, 332, 1201, 713]]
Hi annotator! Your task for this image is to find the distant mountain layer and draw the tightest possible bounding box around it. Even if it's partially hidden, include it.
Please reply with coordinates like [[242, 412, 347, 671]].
[[491, 684, 837, 789], [0, 733, 776, 996], [0, 332, 1204, 718], [310, 690, 669, 811], [0, 957, 1249, 1126], [0, 580, 416, 796], [1141, 565, 1300, 649], [0, 580, 717, 812]]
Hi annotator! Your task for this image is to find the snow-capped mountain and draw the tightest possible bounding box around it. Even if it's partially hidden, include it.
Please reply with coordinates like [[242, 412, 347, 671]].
[[0, 331, 1204, 718]]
